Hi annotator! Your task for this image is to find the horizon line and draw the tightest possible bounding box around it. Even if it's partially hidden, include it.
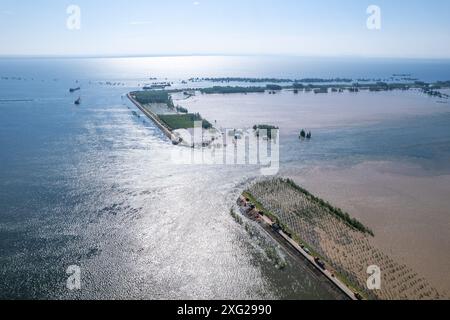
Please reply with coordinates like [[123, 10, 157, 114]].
[[1, 53, 450, 61]]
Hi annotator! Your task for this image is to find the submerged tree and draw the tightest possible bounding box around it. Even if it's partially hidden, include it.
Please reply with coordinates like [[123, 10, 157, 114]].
[[300, 130, 306, 139], [300, 129, 312, 139]]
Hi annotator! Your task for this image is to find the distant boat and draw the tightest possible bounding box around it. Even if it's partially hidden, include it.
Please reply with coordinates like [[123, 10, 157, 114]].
[[70, 87, 81, 93], [74, 97, 81, 105]]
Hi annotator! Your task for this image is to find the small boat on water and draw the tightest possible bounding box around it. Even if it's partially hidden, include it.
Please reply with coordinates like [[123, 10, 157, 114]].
[[70, 87, 81, 93], [74, 97, 81, 105]]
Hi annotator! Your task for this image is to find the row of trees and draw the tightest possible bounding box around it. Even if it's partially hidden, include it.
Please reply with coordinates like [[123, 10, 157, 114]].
[[299, 129, 312, 139], [132, 90, 174, 108], [253, 124, 279, 140]]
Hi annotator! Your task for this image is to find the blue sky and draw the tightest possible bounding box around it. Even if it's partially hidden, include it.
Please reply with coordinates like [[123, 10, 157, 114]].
[[1, 0, 450, 58]]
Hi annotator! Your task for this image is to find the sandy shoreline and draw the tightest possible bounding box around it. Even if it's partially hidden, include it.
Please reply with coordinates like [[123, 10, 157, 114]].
[[286, 160, 450, 295]]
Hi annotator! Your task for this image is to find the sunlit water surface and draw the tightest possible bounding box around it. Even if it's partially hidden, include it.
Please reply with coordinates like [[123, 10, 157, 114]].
[[1, 56, 450, 299]]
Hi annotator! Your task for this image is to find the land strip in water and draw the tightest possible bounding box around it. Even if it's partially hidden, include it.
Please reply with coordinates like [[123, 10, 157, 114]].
[[152, 79, 450, 103], [239, 178, 444, 300], [128, 77, 450, 145], [128, 91, 214, 146], [237, 194, 360, 300]]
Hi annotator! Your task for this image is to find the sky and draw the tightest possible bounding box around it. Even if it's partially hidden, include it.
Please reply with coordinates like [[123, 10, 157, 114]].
[[1, 0, 450, 58]]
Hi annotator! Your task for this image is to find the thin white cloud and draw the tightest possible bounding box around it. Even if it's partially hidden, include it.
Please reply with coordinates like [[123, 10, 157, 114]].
[[129, 21, 152, 26], [193, 2, 200, 5]]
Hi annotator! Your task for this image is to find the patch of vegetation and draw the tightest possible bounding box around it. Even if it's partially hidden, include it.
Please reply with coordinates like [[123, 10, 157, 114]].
[[434, 80, 450, 87], [314, 88, 328, 94], [422, 88, 449, 99], [230, 209, 243, 225], [282, 179, 374, 236], [243, 185, 369, 296], [243, 190, 338, 276], [253, 124, 279, 140], [295, 78, 353, 83], [266, 84, 283, 91], [299, 129, 312, 139], [190, 77, 358, 84], [244, 222, 255, 237], [193, 77, 293, 83], [175, 106, 189, 114], [287, 80, 450, 93], [159, 113, 212, 130], [199, 86, 266, 94], [132, 90, 174, 108], [242, 191, 278, 224], [231, 207, 286, 269], [264, 246, 287, 270]]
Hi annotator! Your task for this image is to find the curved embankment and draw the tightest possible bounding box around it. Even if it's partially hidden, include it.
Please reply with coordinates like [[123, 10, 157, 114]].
[[127, 93, 177, 143]]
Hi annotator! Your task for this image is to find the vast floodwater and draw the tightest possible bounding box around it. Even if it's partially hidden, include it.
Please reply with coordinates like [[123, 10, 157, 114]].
[[182, 89, 450, 172], [1, 56, 449, 299]]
